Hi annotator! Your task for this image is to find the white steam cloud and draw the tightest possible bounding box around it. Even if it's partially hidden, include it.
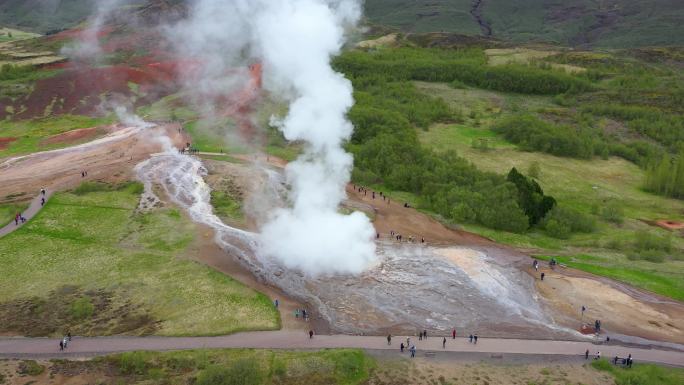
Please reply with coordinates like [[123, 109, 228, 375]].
[[173, 0, 377, 276], [61, 0, 130, 61]]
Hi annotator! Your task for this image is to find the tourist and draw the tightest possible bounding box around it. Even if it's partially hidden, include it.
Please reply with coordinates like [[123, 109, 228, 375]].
[[59, 340, 63, 351], [406, 337, 410, 347], [274, 299, 279, 308], [474, 335, 478, 344], [585, 349, 589, 359], [469, 334, 473, 343], [442, 337, 446, 349], [541, 272, 545, 281], [387, 334, 392, 345], [63, 336, 68, 349], [309, 330, 314, 339], [41, 197, 45, 206], [67, 331, 71, 341], [41, 188, 46, 196], [15, 213, 19, 226], [627, 354, 632, 368], [452, 329, 456, 339], [595, 351, 600, 360], [613, 356, 619, 365], [419, 332, 422, 341], [400, 342, 404, 352], [410, 345, 416, 358], [295, 309, 299, 319], [423, 330, 427, 339]]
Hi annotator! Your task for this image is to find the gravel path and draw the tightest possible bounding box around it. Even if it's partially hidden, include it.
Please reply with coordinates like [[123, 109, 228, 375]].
[[1, 331, 683, 366], [0, 190, 51, 238]]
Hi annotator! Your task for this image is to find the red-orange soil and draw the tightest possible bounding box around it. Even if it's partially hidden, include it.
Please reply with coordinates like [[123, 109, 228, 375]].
[[39, 127, 102, 146], [0, 137, 17, 150]]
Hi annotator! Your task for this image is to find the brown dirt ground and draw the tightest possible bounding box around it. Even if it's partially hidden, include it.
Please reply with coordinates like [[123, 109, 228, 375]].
[[39, 127, 103, 147], [0, 137, 17, 150], [0, 123, 188, 202], [530, 264, 684, 345]]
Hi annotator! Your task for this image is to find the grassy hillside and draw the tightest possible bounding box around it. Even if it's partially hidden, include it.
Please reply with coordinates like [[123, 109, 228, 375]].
[[0, 0, 95, 34], [364, 0, 684, 47], [0, 183, 279, 337]]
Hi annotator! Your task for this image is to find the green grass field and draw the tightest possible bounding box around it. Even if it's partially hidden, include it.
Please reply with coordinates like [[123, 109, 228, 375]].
[[0, 201, 29, 227], [0, 183, 279, 337], [592, 359, 684, 385], [412, 82, 684, 299], [0, 114, 112, 157], [0, 27, 39, 42]]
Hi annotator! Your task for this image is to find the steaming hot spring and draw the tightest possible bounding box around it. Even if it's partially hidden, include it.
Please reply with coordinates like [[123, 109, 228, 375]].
[[135, 150, 575, 339]]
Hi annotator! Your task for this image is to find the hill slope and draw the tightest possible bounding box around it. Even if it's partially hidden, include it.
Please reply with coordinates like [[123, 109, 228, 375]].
[[364, 0, 684, 48]]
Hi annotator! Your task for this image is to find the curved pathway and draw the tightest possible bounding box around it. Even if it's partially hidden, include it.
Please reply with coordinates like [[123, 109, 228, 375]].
[[1, 332, 683, 366], [0, 190, 51, 238]]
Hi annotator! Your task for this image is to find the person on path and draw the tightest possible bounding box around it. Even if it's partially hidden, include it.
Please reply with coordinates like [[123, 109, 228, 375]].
[[418, 332, 422, 341], [295, 309, 299, 319], [41, 197, 45, 206], [585, 349, 589, 359], [627, 354, 632, 368], [400, 342, 404, 352], [474, 335, 478, 344], [59, 340, 64, 351], [469, 334, 473, 343], [541, 272, 545, 281], [613, 356, 619, 365], [15, 213, 19, 226], [452, 329, 456, 339], [309, 330, 314, 339], [41, 188, 46, 196], [410, 345, 416, 358], [406, 337, 410, 347], [595, 351, 601, 360], [423, 330, 427, 339], [274, 299, 279, 308], [63, 336, 68, 349], [442, 337, 446, 348], [67, 331, 71, 341], [387, 334, 392, 345]]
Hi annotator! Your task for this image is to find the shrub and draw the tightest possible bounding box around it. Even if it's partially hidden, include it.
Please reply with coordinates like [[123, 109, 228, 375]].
[[18, 360, 45, 376], [70, 296, 94, 320], [196, 359, 262, 385], [634, 230, 672, 252], [118, 352, 150, 375], [545, 219, 571, 239], [543, 206, 596, 237], [600, 202, 624, 225]]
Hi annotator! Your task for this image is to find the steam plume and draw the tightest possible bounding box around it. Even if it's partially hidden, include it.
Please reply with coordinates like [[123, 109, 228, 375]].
[[173, 0, 376, 275]]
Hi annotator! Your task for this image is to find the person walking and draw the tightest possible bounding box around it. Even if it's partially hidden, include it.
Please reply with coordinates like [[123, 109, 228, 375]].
[[442, 337, 446, 349], [309, 330, 314, 339], [410, 345, 416, 358], [295, 309, 300, 319], [418, 332, 422, 341], [595, 351, 601, 360], [469, 334, 473, 343], [400, 342, 404, 353], [274, 299, 279, 308], [423, 330, 427, 339], [59, 340, 64, 351], [585, 349, 589, 359], [41, 188, 46, 196], [473, 335, 478, 344], [541, 272, 545, 281], [452, 329, 456, 339], [387, 334, 392, 345], [41, 197, 45, 206]]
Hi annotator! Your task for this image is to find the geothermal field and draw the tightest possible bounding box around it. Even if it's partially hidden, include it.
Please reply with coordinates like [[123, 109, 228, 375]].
[[1, 0, 684, 384]]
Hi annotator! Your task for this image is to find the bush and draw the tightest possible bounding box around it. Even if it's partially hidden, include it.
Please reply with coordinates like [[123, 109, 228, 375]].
[[18, 360, 45, 376], [196, 359, 262, 385], [543, 206, 596, 237], [592, 358, 684, 385], [601, 202, 624, 225], [70, 296, 94, 320], [118, 352, 150, 375], [627, 250, 666, 263]]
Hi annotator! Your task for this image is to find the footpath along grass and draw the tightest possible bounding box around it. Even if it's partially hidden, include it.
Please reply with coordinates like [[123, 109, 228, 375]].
[[0, 201, 29, 227], [592, 359, 684, 385], [0, 183, 279, 336]]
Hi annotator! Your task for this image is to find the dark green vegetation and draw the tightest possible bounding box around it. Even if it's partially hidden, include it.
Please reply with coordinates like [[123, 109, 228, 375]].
[[364, 0, 684, 47], [336, 41, 684, 299], [58, 349, 372, 385], [0, 183, 279, 337], [645, 148, 684, 199], [592, 359, 684, 385]]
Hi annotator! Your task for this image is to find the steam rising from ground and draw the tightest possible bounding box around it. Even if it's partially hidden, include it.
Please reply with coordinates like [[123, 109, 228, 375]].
[[173, 0, 376, 275]]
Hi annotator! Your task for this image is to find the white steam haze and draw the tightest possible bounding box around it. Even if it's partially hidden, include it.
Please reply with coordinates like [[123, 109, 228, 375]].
[[61, 0, 132, 61], [172, 0, 377, 276]]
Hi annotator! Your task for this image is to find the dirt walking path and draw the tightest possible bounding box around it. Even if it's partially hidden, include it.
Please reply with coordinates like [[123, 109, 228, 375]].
[[0, 190, 52, 238], [1, 332, 682, 366]]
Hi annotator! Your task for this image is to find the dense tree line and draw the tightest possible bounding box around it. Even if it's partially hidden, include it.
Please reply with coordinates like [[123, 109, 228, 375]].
[[506, 168, 556, 226], [645, 148, 684, 199], [347, 75, 548, 232], [334, 48, 594, 95]]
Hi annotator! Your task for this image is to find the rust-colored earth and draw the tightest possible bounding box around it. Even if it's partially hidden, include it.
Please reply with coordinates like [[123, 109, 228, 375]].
[[39, 127, 102, 147], [0, 137, 17, 151]]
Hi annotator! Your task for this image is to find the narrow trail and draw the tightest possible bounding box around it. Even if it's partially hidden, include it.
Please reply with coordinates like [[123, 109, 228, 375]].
[[470, 0, 492, 36], [0, 190, 52, 238], [1, 332, 683, 366]]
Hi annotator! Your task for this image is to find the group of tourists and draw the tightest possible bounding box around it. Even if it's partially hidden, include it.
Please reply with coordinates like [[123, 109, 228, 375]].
[[390, 329, 480, 358], [14, 212, 26, 226], [585, 349, 634, 367], [353, 184, 390, 205], [80, 170, 88, 178], [389, 230, 425, 244], [294, 308, 310, 322]]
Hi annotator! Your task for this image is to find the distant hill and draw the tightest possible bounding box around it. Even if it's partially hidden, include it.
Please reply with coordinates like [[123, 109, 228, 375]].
[[364, 0, 684, 48], [0, 0, 96, 34]]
